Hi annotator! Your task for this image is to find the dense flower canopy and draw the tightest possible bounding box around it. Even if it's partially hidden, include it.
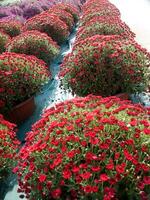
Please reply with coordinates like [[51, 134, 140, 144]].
[[15, 95, 150, 199], [47, 8, 74, 31], [0, 52, 50, 114], [60, 35, 150, 96], [0, 0, 150, 200], [52, 3, 80, 22], [76, 17, 135, 41], [6, 30, 60, 65], [23, 12, 69, 44], [0, 114, 20, 180]]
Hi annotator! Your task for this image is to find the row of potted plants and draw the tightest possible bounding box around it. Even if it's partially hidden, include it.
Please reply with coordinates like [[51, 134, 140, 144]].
[[0, 0, 55, 23], [60, 0, 150, 99], [0, 0, 81, 23], [22, 3, 79, 44], [0, 2, 80, 197], [0, 3, 80, 75], [0, 3, 79, 123], [0, 3, 79, 56], [0, 3, 79, 39]]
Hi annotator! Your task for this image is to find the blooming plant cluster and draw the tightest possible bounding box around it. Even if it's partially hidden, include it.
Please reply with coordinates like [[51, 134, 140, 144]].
[[0, 0, 81, 22], [46, 8, 74, 31], [22, 3, 79, 44], [82, 0, 120, 14], [53, 3, 80, 23], [60, 35, 150, 96], [0, 19, 22, 37], [15, 95, 150, 200], [60, 0, 150, 97], [76, 16, 135, 41], [80, 0, 121, 27], [23, 4, 76, 44], [6, 30, 60, 65], [76, 0, 134, 41], [0, 31, 10, 54], [0, 3, 79, 122], [0, 52, 50, 115], [0, 114, 20, 181]]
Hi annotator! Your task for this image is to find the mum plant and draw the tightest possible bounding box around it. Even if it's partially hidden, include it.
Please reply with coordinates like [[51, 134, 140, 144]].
[[0, 31, 10, 54], [23, 12, 69, 44], [82, 2, 120, 14], [77, 17, 135, 41], [0, 19, 22, 37], [80, 0, 121, 27], [14, 95, 150, 200], [53, 3, 80, 23], [60, 35, 150, 97], [80, 9, 121, 27], [0, 52, 50, 115], [0, 114, 20, 181], [47, 8, 74, 31], [6, 30, 60, 65], [82, 0, 118, 11]]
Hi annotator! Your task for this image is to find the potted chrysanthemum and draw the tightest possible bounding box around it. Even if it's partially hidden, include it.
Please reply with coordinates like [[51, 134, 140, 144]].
[[60, 35, 150, 98], [76, 17, 135, 41], [14, 95, 150, 200], [52, 3, 80, 23], [0, 52, 50, 123], [47, 8, 74, 31], [6, 30, 60, 65], [23, 12, 69, 45]]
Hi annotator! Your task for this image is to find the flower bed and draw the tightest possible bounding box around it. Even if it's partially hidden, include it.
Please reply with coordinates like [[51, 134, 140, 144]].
[[60, 35, 150, 97], [14, 95, 150, 199], [6, 30, 60, 65], [23, 12, 69, 44], [0, 31, 10, 53], [0, 52, 50, 115], [0, 114, 20, 181], [0, 19, 22, 37]]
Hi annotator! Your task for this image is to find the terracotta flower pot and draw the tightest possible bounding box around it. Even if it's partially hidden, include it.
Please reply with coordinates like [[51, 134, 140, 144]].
[[115, 93, 130, 100], [7, 96, 36, 124]]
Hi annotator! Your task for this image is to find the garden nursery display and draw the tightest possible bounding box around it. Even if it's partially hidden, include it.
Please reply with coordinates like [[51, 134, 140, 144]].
[[0, 0, 150, 200]]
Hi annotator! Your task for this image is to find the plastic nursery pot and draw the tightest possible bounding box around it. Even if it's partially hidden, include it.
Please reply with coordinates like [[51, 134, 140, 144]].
[[115, 93, 130, 100], [7, 96, 36, 124]]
